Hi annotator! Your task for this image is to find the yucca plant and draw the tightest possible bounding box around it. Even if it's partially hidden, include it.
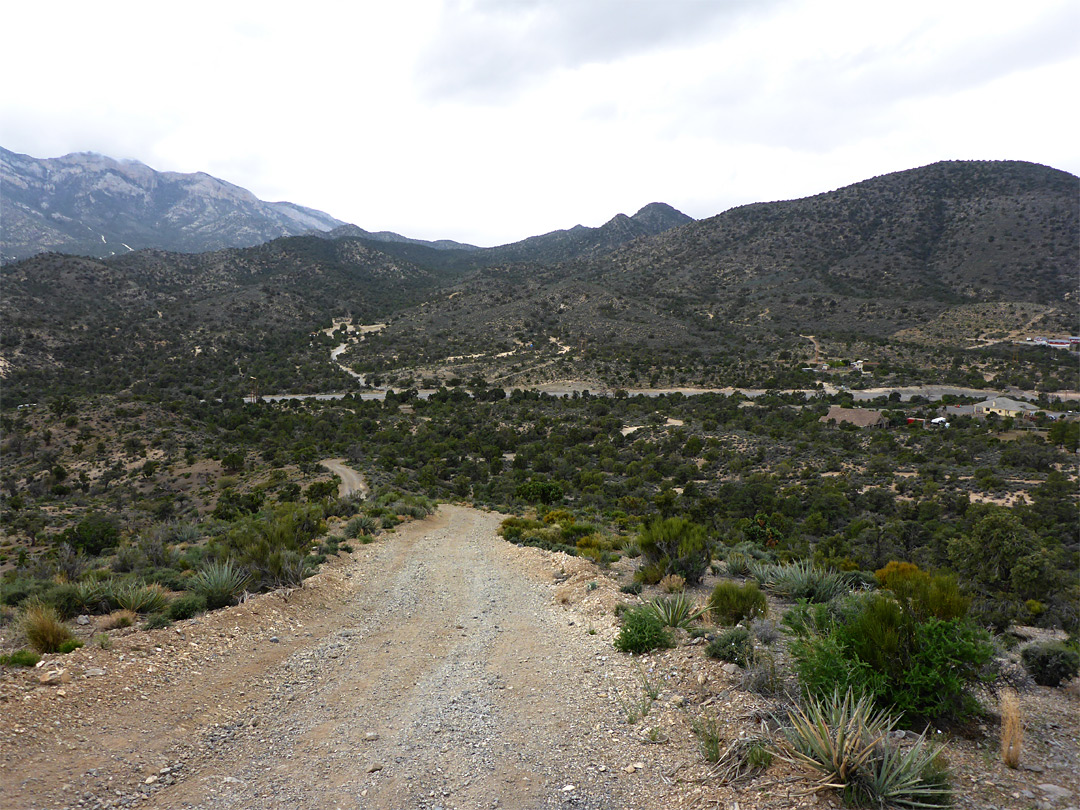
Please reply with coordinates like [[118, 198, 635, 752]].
[[190, 560, 250, 610], [648, 593, 706, 629], [345, 514, 378, 539], [74, 579, 115, 614], [725, 551, 752, 577], [114, 582, 169, 614], [783, 688, 951, 808]]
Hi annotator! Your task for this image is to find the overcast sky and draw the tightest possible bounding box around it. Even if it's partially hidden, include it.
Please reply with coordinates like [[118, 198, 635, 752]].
[[3, 0, 1077, 246]]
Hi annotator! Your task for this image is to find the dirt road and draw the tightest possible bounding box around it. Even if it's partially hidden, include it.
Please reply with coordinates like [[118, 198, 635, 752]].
[[0, 507, 671, 810], [320, 457, 369, 499]]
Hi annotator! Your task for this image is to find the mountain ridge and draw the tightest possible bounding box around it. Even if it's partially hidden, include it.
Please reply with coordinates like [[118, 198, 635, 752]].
[[0, 147, 347, 261]]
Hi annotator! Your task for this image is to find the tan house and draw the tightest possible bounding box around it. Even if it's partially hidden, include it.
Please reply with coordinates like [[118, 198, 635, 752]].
[[972, 397, 1039, 419], [819, 405, 887, 429]]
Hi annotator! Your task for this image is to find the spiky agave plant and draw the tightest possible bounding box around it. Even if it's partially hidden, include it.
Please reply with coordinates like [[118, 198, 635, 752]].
[[190, 560, 250, 610], [783, 689, 951, 808], [647, 593, 706, 629]]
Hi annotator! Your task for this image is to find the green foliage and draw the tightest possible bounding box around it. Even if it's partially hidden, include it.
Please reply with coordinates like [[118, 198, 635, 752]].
[[113, 582, 169, 614], [345, 514, 378, 538], [0, 649, 41, 667], [515, 480, 564, 504], [58, 638, 84, 653], [190, 560, 250, 610], [21, 602, 74, 653], [647, 593, 705, 629], [689, 712, 724, 763], [709, 580, 768, 625], [785, 592, 995, 723], [875, 561, 969, 621], [213, 502, 324, 589], [614, 605, 674, 654], [753, 559, 852, 603], [706, 626, 753, 666], [784, 689, 951, 809], [143, 613, 172, 630], [637, 517, 713, 586], [1021, 641, 1080, 687], [67, 512, 120, 555], [167, 592, 207, 621]]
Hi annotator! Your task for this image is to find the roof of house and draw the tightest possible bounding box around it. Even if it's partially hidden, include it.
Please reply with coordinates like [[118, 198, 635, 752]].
[[819, 405, 886, 427], [974, 397, 1039, 413]]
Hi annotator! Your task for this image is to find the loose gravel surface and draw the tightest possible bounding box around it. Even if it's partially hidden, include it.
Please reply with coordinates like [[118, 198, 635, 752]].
[[2, 505, 1077, 810]]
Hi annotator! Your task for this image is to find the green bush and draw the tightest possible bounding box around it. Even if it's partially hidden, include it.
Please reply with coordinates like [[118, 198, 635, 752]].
[[167, 593, 207, 621], [614, 606, 674, 654], [637, 517, 713, 586], [143, 613, 172, 630], [876, 561, 969, 621], [58, 638, 84, 654], [785, 592, 995, 723], [0, 649, 41, 667], [1021, 641, 1080, 687], [620, 581, 643, 595], [709, 580, 768, 625], [706, 626, 753, 666]]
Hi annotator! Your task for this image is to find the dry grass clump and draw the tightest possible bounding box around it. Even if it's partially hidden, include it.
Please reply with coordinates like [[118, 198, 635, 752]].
[[102, 609, 139, 630], [999, 688, 1023, 769], [659, 573, 686, 593], [21, 602, 74, 654]]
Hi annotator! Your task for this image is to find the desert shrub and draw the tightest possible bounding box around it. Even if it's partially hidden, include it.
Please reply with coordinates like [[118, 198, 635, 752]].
[[42, 582, 82, 619], [706, 626, 753, 666], [345, 514, 378, 538], [1021, 641, 1080, 687], [648, 593, 705, 629], [0, 649, 41, 667], [749, 617, 780, 645], [21, 602, 74, 653], [213, 503, 324, 589], [875, 561, 969, 621], [102, 609, 138, 629], [784, 689, 951, 809], [633, 561, 666, 586], [167, 593, 207, 621], [620, 581, 643, 595], [659, 573, 685, 593], [709, 580, 768, 625], [739, 651, 785, 696], [785, 592, 995, 723], [614, 606, 674, 654], [143, 613, 172, 630], [190, 560, 250, 610], [114, 582, 169, 614], [144, 567, 188, 591], [380, 514, 400, 530], [637, 517, 713, 586], [58, 638, 84, 654]]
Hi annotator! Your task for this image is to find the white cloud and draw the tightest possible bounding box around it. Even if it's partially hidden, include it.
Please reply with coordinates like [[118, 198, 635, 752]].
[[1, 0, 1076, 246]]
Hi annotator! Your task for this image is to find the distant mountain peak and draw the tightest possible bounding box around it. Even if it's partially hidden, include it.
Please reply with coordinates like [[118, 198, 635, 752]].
[[0, 146, 346, 262]]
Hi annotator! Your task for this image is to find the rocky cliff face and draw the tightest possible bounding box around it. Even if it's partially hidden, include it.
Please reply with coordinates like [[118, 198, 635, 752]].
[[1, 147, 345, 261]]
